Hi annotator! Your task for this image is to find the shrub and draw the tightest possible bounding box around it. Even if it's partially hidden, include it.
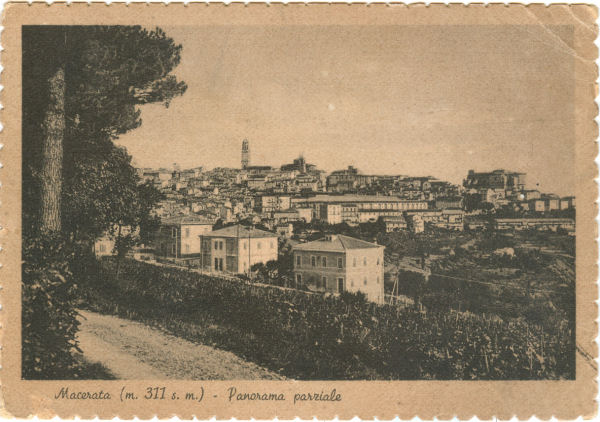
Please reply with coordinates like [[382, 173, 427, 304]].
[[22, 234, 81, 379], [80, 258, 574, 380]]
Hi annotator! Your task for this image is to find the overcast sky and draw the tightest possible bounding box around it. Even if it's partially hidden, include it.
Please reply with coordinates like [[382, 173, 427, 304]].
[[116, 25, 575, 196]]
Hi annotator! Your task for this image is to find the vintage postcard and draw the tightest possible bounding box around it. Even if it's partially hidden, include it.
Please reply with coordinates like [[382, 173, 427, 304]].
[[0, 2, 597, 419]]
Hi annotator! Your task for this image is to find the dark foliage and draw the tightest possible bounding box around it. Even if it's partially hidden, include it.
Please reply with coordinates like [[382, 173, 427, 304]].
[[22, 25, 185, 378], [21, 234, 80, 379], [22, 25, 186, 240], [80, 259, 574, 380]]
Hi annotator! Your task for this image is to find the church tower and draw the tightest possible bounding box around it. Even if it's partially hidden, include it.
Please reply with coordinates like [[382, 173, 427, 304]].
[[241, 139, 250, 169]]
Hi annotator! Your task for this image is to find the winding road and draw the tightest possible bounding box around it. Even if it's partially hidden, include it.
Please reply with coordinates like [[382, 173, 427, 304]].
[[76, 310, 284, 380]]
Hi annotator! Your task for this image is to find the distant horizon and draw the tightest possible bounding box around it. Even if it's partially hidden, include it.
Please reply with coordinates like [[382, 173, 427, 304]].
[[117, 24, 576, 196], [127, 142, 567, 195], [130, 140, 561, 195]]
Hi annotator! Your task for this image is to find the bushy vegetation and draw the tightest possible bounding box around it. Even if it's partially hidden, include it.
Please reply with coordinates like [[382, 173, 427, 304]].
[[79, 258, 574, 380], [22, 25, 185, 379], [22, 235, 81, 379], [388, 230, 575, 342]]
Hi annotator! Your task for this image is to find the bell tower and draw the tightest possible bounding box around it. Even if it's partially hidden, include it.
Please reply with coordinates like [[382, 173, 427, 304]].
[[241, 139, 250, 169]]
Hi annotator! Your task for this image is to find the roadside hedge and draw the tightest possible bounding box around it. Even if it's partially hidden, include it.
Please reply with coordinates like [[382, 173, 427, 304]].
[[22, 234, 81, 379], [80, 258, 574, 380]]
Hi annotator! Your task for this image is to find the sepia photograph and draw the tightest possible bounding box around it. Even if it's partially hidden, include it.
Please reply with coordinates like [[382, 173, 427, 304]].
[[3, 3, 597, 419], [20, 23, 582, 382]]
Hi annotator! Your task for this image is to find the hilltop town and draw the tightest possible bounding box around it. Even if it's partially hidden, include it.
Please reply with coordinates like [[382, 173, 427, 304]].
[[20, 24, 583, 386], [136, 139, 574, 230], [94, 139, 575, 306]]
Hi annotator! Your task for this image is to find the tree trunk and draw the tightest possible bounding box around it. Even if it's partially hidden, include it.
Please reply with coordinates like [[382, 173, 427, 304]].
[[116, 224, 123, 281], [39, 67, 65, 233]]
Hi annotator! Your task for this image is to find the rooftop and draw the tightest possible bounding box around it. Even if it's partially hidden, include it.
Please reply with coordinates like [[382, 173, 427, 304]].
[[382, 216, 407, 222], [468, 169, 526, 176], [293, 234, 383, 252], [202, 225, 277, 239], [300, 195, 426, 204], [161, 216, 214, 226], [405, 208, 464, 214], [495, 218, 575, 223]]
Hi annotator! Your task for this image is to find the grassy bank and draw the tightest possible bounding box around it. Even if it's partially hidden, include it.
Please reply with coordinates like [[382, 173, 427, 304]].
[[78, 258, 574, 380]]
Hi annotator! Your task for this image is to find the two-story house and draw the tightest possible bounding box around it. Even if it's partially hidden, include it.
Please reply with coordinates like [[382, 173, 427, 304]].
[[292, 234, 385, 304], [199, 225, 278, 274], [155, 216, 214, 258]]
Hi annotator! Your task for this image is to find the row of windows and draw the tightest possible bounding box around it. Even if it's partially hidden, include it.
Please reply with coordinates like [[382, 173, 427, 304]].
[[356, 202, 426, 210], [296, 255, 344, 269], [295, 274, 380, 288], [314, 202, 427, 211], [168, 242, 250, 255], [348, 275, 380, 287], [210, 240, 275, 250], [351, 256, 381, 266], [295, 255, 381, 268], [296, 274, 345, 290], [171, 227, 194, 238]]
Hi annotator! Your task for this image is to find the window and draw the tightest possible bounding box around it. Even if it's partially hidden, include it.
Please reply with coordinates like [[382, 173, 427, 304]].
[[296, 255, 301, 267], [257, 242, 262, 250], [171, 244, 176, 255], [322, 276, 327, 288], [220, 241, 224, 250], [364, 277, 368, 286], [337, 277, 344, 293], [99, 244, 106, 252], [311, 256, 316, 267], [377, 276, 380, 284], [353, 258, 356, 267], [185, 244, 190, 253], [214, 241, 219, 250], [185, 228, 190, 238], [350, 279, 354, 287], [337, 257, 343, 269], [363, 257, 367, 266], [270, 241, 274, 249], [322, 257, 327, 267], [171, 227, 177, 238], [243, 241, 247, 250], [296, 273, 302, 284], [377, 257, 380, 265]]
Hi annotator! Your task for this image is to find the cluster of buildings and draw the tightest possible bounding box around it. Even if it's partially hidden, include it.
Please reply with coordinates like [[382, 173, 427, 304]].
[[134, 141, 575, 242], [95, 140, 578, 304], [463, 169, 575, 213], [137, 139, 474, 237], [135, 216, 386, 303], [326, 165, 461, 201]]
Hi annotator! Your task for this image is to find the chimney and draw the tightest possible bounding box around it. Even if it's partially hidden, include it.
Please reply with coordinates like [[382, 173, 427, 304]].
[[325, 234, 338, 241]]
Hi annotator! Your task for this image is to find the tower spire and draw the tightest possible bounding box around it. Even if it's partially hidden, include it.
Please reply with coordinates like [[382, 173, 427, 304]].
[[241, 138, 250, 169]]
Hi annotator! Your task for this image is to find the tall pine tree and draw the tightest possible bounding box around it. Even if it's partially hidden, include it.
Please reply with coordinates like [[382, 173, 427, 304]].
[[23, 25, 186, 238], [22, 26, 186, 378]]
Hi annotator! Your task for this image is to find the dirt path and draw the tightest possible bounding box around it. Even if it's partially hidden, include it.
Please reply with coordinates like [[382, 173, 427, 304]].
[[76, 310, 284, 380]]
